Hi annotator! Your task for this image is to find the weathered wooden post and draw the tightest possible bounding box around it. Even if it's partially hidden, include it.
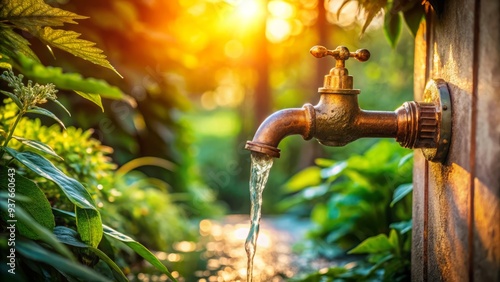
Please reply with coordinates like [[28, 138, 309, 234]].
[[412, 0, 500, 281]]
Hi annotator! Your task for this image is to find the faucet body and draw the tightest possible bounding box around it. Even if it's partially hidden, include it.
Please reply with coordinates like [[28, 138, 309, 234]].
[[246, 46, 451, 163]]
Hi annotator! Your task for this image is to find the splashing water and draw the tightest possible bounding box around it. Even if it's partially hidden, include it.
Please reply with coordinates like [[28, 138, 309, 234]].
[[245, 152, 274, 282]]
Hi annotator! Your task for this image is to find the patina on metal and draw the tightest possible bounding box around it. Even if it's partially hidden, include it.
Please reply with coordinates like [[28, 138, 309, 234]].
[[245, 45, 452, 163]]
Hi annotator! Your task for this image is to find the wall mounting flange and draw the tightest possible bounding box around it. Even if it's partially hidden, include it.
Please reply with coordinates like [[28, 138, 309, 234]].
[[421, 79, 452, 163]]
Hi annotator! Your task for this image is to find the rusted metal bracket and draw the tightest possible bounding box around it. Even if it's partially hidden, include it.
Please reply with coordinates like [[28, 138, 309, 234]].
[[420, 79, 452, 163]]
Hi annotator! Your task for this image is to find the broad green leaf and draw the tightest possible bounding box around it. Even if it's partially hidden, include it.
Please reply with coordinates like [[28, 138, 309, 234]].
[[36, 27, 122, 78], [12, 135, 62, 159], [283, 166, 321, 192], [0, 194, 75, 260], [0, 90, 23, 109], [53, 226, 89, 248], [18, 55, 124, 100], [384, 11, 402, 48], [26, 106, 65, 129], [103, 225, 178, 282], [51, 209, 176, 282], [0, 0, 87, 29], [0, 25, 39, 62], [0, 167, 54, 239], [390, 183, 413, 207], [74, 91, 103, 111], [388, 229, 399, 249], [54, 226, 128, 282], [4, 148, 97, 210], [17, 240, 110, 282], [76, 206, 103, 248], [390, 220, 412, 234], [402, 1, 424, 37], [348, 233, 394, 254]]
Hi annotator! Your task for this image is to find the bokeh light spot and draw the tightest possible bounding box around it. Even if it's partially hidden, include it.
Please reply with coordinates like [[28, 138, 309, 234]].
[[224, 39, 244, 59]]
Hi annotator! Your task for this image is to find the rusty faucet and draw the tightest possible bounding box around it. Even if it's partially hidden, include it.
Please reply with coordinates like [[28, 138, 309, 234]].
[[245, 45, 452, 163]]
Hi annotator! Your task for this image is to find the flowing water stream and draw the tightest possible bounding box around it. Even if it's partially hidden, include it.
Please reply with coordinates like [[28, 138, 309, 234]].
[[245, 152, 274, 282]]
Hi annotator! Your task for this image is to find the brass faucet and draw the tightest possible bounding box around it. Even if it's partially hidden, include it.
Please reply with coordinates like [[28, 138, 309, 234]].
[[245, 45, 452, 163]]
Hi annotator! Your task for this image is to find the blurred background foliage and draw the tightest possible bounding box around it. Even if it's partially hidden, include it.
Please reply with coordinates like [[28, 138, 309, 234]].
[[2, 0, 416, 279], [32, 0, 415, 215]]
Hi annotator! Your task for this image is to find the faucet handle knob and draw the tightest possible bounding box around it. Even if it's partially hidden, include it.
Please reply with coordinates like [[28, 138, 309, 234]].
[[310, 45, 370, 67]]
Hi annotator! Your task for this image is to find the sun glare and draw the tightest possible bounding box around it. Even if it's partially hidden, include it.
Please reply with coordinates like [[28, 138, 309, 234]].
[[235, 0, 263, 22]]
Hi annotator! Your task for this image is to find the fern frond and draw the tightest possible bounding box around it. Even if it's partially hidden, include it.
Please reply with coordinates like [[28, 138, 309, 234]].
[[0, 0, 88, 30], [0, 24, 39, 62], [37, 27, 122, 78]]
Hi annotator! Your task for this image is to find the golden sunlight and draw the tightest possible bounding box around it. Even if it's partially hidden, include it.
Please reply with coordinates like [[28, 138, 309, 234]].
[[266, 18, 291, 43], [234, 0, 264, 22]]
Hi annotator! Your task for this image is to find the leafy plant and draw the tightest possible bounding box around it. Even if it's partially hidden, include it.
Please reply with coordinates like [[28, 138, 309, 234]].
[[0, 0, 120, 75], [0, 0, 124, 110], [332, 0, 444, 47], [287, 143, 413, 281], [0, 70, 177, 280], [281, 141, 412, 255]]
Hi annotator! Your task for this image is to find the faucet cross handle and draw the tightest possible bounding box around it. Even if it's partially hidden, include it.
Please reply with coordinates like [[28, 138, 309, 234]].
[[310, 45, 370, 68]]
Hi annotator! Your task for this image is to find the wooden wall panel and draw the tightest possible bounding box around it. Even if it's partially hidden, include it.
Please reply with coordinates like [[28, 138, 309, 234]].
[[412, 0, 500, 281], [473, 0, 500, 281], [427, 0, 474, 280], [412, 20, 428, 281]]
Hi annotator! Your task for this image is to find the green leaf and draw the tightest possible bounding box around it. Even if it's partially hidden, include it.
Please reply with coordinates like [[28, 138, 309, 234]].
[[320, 161, 347, 179], [0, 54, 13, 69], [398, 152, 414, 168], [390, 183, 413, 207], [53, 226, 89, 248], [0, 24, 39, 62], [0, 194, 75, 260], [403, 1, 424, 37], [314, 158, 336, 168], [54, 226, 128, 282], [74, 91, 103, 111], [76, 206, 103, 248], [0, 0, 88, 29], [283, 166, 321, 192], [0, 167, 54, 239], [4, 148, 97, 210], [390, 220, 412, 234], [36, 27, 122, 78], [51, 210, 177, 281], [388, 229, 399, 249], [49, 98, 71, 116], [11, 135, 62, 159], [26, 106, 65, 129], [384, 11, 402, 48], [0, 90, 23, 109], [348, 233, 394, 254], [17, 55, 124, 100], [17, 240, 110, 282], [90, 247, 128, 282], [103, 225, 178, 282]]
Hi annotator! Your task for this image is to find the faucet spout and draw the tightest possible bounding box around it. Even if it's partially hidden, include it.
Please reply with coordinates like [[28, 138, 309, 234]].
[[245, 104, 316, 158]]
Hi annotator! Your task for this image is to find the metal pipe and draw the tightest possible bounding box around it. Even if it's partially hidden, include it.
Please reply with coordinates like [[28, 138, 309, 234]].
[[356, 110, 398, 138], [245, 104, 315, 158]]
